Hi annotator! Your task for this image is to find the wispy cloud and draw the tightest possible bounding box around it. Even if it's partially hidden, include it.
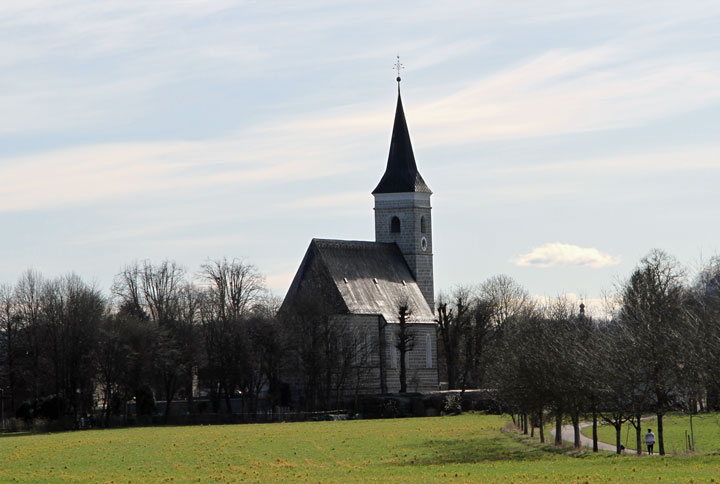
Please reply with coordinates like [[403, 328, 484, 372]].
[[0, 128, 356, 212], [411, 47, 720, 145], [514, 243, 621, 268]]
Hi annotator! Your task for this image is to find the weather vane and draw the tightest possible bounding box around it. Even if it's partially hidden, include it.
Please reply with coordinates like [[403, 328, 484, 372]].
[[394, 55, 404, 82]]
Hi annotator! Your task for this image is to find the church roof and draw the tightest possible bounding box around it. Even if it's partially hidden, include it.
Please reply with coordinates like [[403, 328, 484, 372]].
[[281, 239, 435, 323], [372, 88, 432, 195]]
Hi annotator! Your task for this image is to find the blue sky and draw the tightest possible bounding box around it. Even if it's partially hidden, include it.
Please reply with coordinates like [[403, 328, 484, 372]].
[[1, 0, 719, 315]]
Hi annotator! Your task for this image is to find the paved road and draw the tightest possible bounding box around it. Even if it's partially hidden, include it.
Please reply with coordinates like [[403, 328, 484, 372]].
[[548, 419, 674, 456], [550, 422, 622, 452]]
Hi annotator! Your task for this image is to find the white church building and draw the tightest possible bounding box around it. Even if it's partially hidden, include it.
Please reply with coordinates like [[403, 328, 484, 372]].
[[281, 80, 439, 395]]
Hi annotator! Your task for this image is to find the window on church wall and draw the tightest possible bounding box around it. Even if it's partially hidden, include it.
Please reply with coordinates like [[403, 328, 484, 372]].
[[357, 334, 372, 365], [425, 333, 433, 368], [389, 334, 397, 369], [420, 216, 426, 234], [366, 334, 373, 363], [390, 216, 401, 233]]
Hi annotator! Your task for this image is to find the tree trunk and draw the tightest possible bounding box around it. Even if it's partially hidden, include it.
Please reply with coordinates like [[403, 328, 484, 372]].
[[397, 306, 412, 394], [615, 423, 622, 455], [186, 383, 195, 417], [539, 412, 545, 443], [658, 412, 665, 455], [378, 317, 387, 394], [635, 414, 642, 455], [103, 382, 111, 428], [571, 411, 581, 448], [530, 414, 535, 438], [592, 410, 598, 452], [523, 413, 529, 435], [437, 304, 456, 389], [164, 371, 176, 423], [224, 385, 232, 415], [554, 410, 563, 447], [210, 384, 221, 413]]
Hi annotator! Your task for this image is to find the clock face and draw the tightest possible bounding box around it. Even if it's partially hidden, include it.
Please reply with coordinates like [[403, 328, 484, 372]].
[[420, 237, 428, 251]]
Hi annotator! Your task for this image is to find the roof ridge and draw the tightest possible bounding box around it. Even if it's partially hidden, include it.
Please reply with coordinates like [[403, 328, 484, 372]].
[[312, 238, 396, 249]]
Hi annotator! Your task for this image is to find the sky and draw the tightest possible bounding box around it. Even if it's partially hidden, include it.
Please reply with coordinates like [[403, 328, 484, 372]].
[[1, 0, 719, 316]]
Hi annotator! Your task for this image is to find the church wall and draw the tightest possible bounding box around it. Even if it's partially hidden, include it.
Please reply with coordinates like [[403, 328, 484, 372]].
[[332, 315, 439, 394], [382, 322, 438, 393]]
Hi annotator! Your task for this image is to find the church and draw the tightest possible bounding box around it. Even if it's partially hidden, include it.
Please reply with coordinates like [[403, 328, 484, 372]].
[[280, 78, 439, 397]]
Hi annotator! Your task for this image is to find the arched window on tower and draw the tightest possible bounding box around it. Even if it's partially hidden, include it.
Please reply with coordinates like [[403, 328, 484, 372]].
[[420, 216, 426, 234], [390, 216, 401, 233]]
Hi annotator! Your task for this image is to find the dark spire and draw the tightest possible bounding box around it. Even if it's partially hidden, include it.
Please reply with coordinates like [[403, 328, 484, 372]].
[[372, 81, 431, 194]]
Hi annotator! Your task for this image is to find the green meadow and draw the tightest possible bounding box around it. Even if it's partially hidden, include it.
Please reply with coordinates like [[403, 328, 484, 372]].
[[584, 413, 720, 455], [2, 414, 720, 484]]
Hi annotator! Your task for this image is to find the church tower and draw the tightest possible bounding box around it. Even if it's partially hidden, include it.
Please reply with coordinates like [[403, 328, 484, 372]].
[[373, 78, 434, 312]]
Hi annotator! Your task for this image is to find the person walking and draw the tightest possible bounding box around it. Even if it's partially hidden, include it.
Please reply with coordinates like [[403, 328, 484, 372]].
[[645, 428, 656, 455]]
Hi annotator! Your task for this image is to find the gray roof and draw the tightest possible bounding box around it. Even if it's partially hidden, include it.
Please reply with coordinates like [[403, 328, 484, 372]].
[[372, 88, 432, 195], [281, 239, 435, 323]]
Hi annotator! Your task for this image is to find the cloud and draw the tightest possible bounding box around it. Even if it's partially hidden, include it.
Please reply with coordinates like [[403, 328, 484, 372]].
[[0, 127, 358, 213], [514, 243, 621, 268], [410, 46, 720, 145], [402, 5, 720, 145]]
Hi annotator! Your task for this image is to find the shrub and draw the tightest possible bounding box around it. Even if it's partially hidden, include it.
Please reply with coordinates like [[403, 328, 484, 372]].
[[443, 393, 462, 415], [31, 418, 49, 433], [37, 395, 66, 420], [381, 399, 400, 418], [136, 385, 156, 416], [7, 418, 27, 432]]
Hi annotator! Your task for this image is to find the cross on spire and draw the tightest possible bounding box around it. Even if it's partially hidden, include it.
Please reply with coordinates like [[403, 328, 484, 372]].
[[394, 55, 404, 82]]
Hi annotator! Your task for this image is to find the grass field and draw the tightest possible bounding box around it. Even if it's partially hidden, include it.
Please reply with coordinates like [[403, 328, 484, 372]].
[[2, 415, 720, 483], [582, 413, 720, 455]]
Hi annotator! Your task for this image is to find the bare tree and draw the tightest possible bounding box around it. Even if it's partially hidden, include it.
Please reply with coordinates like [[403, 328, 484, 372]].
[[490, 307, 552, 443], [200, 258, 265, 321], [0, 284, 18, 413], [436, 287, 474, 390], [479, 275, 531, 330], [113, 260, 188, 420], [283, 293, 357, 410], [619, 249, 692, 455], [199, 258, 266, 413], [38, 275, 104, 419], [686, 257, 720, 410], [14, 270, 45, 405], [396, 305, 415, 393]]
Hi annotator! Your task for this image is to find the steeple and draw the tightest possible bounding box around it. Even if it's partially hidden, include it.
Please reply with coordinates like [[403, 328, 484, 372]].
[[373, 69, 435, 312], [372, 83, 431, 194]]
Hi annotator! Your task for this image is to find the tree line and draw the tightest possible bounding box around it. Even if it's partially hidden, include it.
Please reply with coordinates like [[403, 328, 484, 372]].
[[3, 248, 719, 446], [436, 249, 720, 455], [0, 257, 406, 429]]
